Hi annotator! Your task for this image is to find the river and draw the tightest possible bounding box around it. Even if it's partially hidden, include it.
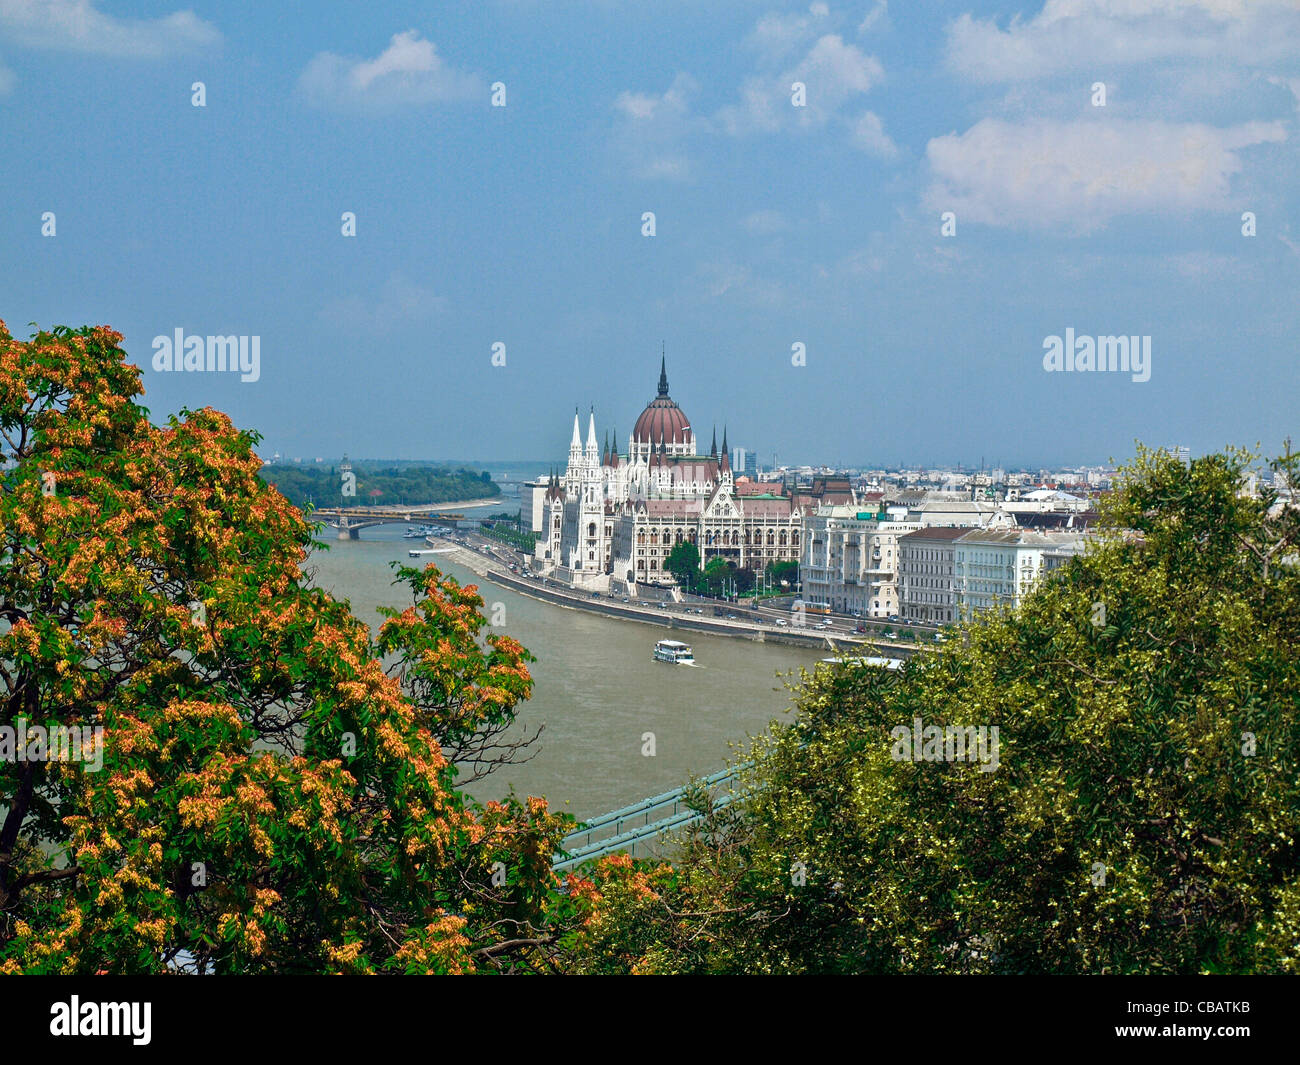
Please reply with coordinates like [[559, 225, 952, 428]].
[[304, 521, 822, 819]]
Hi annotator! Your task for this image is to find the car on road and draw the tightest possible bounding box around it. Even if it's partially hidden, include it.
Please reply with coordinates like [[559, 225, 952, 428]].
[[775, 618, 788, 627]]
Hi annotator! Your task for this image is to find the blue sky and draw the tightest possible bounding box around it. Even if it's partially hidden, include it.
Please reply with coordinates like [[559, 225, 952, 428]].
[[1, 0, 1297, 468]]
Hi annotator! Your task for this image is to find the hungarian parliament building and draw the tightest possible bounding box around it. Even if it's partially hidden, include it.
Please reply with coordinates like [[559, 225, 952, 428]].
[[528, 359, 837, 593]]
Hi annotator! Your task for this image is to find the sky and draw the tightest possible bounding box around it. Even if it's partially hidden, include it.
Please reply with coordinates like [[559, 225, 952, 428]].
[[0, 0, 1297, 469]]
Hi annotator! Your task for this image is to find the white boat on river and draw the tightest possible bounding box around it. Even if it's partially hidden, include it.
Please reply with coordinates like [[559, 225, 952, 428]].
[[654, 639, 696, 665]]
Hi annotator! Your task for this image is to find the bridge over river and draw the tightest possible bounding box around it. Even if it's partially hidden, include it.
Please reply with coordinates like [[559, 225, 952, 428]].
[[312, 504, 470, 539], [554, 765, 747, 873]]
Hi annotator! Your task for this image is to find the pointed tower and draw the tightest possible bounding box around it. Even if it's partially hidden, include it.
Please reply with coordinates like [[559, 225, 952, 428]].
[[585, 407, 599, 464], [568, 407, 582, 461], [565, 408, 583, 496]]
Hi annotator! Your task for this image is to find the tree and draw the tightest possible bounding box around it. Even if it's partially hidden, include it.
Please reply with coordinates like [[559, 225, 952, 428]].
[[0, 322, 575, 974], [766, 560, 798, 588], [563, 444, 1300, 974], [699, 559, 753, 597], [663, 540, 701, 590]]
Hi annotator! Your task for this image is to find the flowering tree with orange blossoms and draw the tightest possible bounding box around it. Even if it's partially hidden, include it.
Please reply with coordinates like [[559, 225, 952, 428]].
[[0, 321, 578, 974]]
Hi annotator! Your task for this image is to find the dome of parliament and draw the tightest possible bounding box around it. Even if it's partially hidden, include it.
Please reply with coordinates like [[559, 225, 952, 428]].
[[632, 358, 692, 446]]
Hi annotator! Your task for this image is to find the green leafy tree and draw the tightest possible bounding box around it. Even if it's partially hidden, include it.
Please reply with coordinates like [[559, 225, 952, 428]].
[[765, 560, 799, 588], [663, 540, 701, 591], [0, 321, 574, 974], [699, 559, 753, 597], [564, 444, 1300, 974]]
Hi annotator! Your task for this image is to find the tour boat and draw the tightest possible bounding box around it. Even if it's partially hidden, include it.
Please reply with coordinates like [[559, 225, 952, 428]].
[[653, 639, 696, 665]]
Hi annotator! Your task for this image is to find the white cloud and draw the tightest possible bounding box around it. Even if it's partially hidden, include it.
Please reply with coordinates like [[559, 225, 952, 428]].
[[859, 1, 889, 34], [850, 109, 897, 156], [0, 0, 218, 57], [946, 0, 1300, 83], [923, 117, 1286, 231], [613, 15, 889, 169], [298, 30, 481, 111], [746, 4, 832, 61], [719, 33, 883, 134], [611, 73, 701, 181]]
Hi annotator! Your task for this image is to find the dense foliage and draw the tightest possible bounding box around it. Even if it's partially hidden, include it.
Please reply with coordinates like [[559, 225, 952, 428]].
[[663, 541, 701, 589], [261, 462, 499, 510], [765, 560, 799, 588], [564, 444, 1300, 974], [0, 322, 572, 974], [699, 559, 754, 596]]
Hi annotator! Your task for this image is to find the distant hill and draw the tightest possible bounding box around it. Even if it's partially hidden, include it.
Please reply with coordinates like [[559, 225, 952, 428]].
[[259, 462, 501, 510]]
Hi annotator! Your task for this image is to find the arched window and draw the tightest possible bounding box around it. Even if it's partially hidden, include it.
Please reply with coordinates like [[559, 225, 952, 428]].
[[767, 531, 775, 546], [637, 531, 646, 545], [650, 530, 658, 545], [588, 522, 596, 537], [650, 560, 657, 571], [779, 531, 788, 546]]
